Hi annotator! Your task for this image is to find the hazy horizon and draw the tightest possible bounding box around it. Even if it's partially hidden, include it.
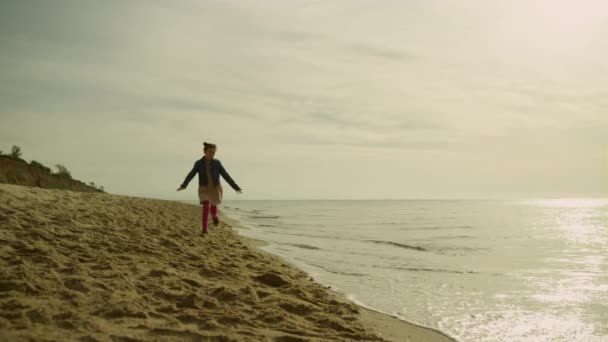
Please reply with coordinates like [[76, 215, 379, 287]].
[[1, 0, 606, 200]]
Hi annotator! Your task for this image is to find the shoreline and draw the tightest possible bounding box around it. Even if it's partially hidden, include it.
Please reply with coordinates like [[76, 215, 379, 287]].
[[0, 184, 455, 341], [222, 214, 457, 342]]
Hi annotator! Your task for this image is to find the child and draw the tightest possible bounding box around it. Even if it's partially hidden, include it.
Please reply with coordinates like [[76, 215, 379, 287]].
[[177, 142, 242, 235]]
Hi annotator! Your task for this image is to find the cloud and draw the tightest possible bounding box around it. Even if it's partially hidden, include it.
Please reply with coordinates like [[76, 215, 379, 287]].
[[0, 0, 606, 198], [348, 43, 419, 61]]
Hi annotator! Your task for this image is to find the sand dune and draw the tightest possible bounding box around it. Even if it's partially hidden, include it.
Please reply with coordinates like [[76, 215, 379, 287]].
[[0, 184, 454, 341]]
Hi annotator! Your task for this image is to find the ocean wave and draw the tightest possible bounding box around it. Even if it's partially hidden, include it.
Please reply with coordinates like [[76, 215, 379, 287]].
[[365, 240, 427, 251], [435, 245, 488, 253], [382, 265, 478, 275], [257, 224, 279, 228], [247, 215, 281, 219], [260, 230, 358, 241], [431, 235, 473, 240], [325, 270, 367, 277], [294, 259, 367, 277], [286, 243, 321, 250], [400, 225, 473, 230]]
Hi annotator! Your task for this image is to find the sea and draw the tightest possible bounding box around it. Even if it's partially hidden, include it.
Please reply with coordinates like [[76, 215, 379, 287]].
[[190, 199, 608, 342]]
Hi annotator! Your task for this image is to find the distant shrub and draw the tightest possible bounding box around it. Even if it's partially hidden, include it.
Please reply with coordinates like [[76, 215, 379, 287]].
[[10, 145, 22, 159], [30, 160, 52, 173], [5, 169, 26, 184], [54, 164, 72, 179], [87, 181, 105, 192]]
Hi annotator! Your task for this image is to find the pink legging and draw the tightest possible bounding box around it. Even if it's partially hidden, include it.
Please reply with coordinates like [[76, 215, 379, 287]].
[[201, 201, 218, 233]]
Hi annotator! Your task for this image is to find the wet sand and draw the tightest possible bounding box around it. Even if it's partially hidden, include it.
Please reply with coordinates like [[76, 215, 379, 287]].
[[0, 184, 455, 341]]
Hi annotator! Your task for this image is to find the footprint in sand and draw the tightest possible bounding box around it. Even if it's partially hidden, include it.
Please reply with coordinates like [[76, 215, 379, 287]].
[[254, 272, 290, 288]]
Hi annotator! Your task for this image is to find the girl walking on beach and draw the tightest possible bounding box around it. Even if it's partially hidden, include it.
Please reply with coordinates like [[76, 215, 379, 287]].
[[177, 142, 242, 235]]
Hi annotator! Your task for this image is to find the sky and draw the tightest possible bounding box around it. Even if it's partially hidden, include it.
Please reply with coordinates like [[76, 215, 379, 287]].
[[0, 0, 606, 200]]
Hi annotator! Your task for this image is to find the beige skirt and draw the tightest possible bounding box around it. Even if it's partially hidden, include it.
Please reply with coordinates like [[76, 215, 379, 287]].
[[198, 184, 223, 205]]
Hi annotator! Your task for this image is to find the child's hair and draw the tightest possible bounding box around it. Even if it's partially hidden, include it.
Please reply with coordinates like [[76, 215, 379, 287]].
[[203, 142, 217, 151]]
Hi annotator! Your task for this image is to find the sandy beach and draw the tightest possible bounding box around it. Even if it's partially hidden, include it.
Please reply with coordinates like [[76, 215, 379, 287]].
[[0, 183, 454, 341]]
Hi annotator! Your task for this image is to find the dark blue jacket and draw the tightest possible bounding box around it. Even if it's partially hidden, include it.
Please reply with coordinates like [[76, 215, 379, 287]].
[[181, 157, 241, 191]]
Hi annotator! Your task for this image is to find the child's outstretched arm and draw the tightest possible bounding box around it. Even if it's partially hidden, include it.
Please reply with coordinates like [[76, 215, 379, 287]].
[[177, 160, 199, 191], [219, 162, 242, 193]]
